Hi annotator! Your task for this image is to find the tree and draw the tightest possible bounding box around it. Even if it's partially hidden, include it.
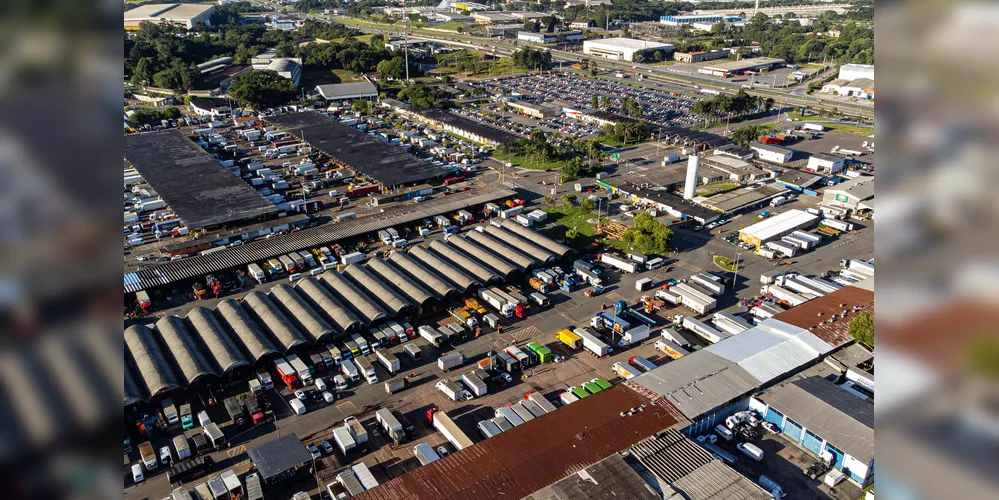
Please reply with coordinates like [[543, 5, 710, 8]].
[[131, 57, 155, 85], [543, 196, 554, 207], [562, 193, 577, 206], [352, 99, 371, 114], [560, 157, 583, 182], [591, 95, 599, 109], [580, 198, 597, 211], [621, 212, 672, 255], [228, 70, 298, 109], [848, 311, 874, 346], [731, 124, 774, 147], [565, 228, 580, 240], [398, 84, 449, 108]]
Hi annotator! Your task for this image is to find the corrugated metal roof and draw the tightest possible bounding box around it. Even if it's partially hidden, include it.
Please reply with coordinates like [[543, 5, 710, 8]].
[[124, 355, 147, 404], [367, 258, 435, 308], [524, 453, 658, 500], [242, 291, 311, 351], [124, 325, 181, 398], [387, 251, 459, 299], [356, 385, 686, 500], [125, 186, 515, 292], [216, 299, 281, 363], [344, 264, 413, 316], [669, 460, 772, 500], [630, 429, 713, 483], [500, 220, 572, 257], [269, 283, 332, 341], [408, 245, 479, 292], [484, 224, 553, 262], [628, 352, 760, 420], [294, 277, 362, 336], [185, 307, 249, 374], [466, 230, 535, 270], [773, 285, 874, 347], [759, 376, 874, 462], [449, 235, 518, 277], [154, 315, 220, 384], [704, 318, 833, 384], [428, 240, 498, 283], [319, 272, 387, 324]]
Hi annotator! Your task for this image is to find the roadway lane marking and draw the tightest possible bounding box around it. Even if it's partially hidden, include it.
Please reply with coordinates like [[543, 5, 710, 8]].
[[226, 444, 246, 459], [674, 260, 702, 272], [336, 401, 356, 413]]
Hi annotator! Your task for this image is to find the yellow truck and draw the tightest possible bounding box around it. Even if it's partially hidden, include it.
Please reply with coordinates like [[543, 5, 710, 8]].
[[464, 298, 487, 315], [556, 329, 582, 350]]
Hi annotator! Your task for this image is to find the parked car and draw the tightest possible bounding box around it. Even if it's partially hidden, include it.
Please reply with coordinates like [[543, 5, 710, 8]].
[[323, 391, 336, 403], [308, 444, 321, 460], [320, 441, 334, 455], [294, 389, 306, 401]]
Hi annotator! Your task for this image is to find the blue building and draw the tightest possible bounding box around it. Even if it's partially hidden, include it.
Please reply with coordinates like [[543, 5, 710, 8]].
[[661, 14, 741, 25]]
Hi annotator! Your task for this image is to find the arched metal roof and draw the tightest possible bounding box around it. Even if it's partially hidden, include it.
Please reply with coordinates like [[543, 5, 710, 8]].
[[343, 264, 413, 317], [268, 284, 331, 342], [501, 219, 572, 257], [242, 291, 310, 351], [320, 271, 387, 324], [154, 315, 219, 384], [124, 324, 181, 398], [485, 224, 554, 262], [428, 240, 499, 283], [468, 229, 538, 269], [388, 251, 459, 299], [124, 357, 146, 405], [408, 245, 479, 292], [295, 277, 363, 337], [216, 299, 281, 363], [366, 258, 436, 308], [449, 235, 519, 278], [185, 307, 250, 375]]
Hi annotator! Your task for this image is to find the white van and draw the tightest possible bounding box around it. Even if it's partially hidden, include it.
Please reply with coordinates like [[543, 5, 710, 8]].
[[737, 442, 764, 461], [714, 424, 734, 441], [131, 463, 144, 483], [316, 378, 328, 392], [197, 410, 211, 427], [334, 375, 349, 391], [290, 398, 307, 415], [288, 273, 303, 282]]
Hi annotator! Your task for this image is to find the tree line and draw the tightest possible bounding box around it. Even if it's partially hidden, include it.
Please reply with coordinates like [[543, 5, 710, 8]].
[[693, 90, 775, 123]]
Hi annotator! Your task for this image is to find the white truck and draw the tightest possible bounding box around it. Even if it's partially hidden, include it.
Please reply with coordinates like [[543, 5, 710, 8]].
[[286, 354, 313, 385], [161, 398, 179, 425], [460, 371, 488, 397], [332, 425, 356, 456], [842, 258, 874, 276], [478, 419, 503, 439], [618, 325, 650, 347], [340, 358, 360, 382], [528, 392, 557, 414], [431, 408, 474, 450], [353, 357, 378, 384], [172, 435, 191, 460], [351, 462, 379, 491], [413, 442, 440, 466], [599, 253, 637, 273], [418, 325, 445, 348], [344, 416, 368, 444], [678, 315, 730, 344], [575, 328, 611, 357], [762, 284, 810, 306], [350, 334, 371, 355], [821, 218, 855, 231], [479, 287, 514, 318], [437, 352, 466, 372], [376, 350, 400, 375], [436, 379, 472, 402], [248, 263, 267, 284], [690, 274, 725, 296], [495, 406, 525, 427], [612, 362, 638, 380], [376, 409, 407, 444], [712, 311, 753, 335]]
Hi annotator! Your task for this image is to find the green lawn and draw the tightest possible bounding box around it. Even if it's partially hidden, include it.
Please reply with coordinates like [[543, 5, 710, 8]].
[[492, 152, 574, 171], [697, 183, 740, 196], [594, 134, 646, 148], [713, 256, 741, 272], [299, 68, 364, 90], [824, 122, 874, 136], [433, 21, 467, 31]]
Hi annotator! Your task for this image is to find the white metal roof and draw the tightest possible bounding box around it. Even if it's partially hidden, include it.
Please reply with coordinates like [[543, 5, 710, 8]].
[[584, 37, 671, 51], [704, 318, 833, 384], [738, 209, 817, 242]]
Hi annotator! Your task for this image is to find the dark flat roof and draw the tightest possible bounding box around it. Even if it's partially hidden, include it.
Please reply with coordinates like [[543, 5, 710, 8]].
[[588, 109, 637, 124], [631, 187, 719, 220], [264, 111, 444, 187], [124, 130, 278, 229], [416, 108, 520, 144], [247, 434, 312, 481]]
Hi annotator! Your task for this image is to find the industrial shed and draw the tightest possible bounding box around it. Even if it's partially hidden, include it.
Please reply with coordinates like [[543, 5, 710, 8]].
[[124, 359, 147, 404], [485, 225, 554, 262], [500, 220, 572, 258], [216, 299, 281, 364], [366, 258, 436, 310], [343, 265, 413, 317], [155, 315, 219, 384], [268, 284, 332, 342], [387, 251, 459, 299], [185, 307, 250, 375], [294, 277, 362, 336], [449, 236, 519, 278], [242, 291, 311, 351], [320, 272, 387, 324], [428, 240, 499, 283], [124, 325, 182, 398], [407, 246, 480, 292], [466, 230, 535, 270]]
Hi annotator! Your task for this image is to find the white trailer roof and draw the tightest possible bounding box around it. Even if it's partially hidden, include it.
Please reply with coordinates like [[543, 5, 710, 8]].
[[739, 209, 817, 242]]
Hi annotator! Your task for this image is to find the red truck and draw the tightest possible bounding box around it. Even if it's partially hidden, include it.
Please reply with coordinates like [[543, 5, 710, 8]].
[[347, 184, 380, 197], [274, 358, 299, 389], [760, 136, 783, 145]]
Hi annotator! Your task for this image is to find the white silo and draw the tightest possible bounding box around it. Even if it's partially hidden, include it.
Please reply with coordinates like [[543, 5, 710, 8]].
[[684, 154, 700, 200]]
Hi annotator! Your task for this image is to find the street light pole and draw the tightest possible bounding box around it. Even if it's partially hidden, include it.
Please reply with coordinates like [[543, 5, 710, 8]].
[[732, 251, 742, 289]]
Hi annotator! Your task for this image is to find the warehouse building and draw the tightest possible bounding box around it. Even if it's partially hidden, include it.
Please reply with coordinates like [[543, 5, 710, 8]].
[[247, 434, 313, 486], [508, 100, 560, 119], [698, 155, 770, 184], [673, 49, 730, 63], [698, 57, 785, 77], [822, 176, 874, 215], [583, 38, 673, 62], [776, 170, 823, 193], [750, 141, 794, 164], [563, 108, 637, 127], [517, 31, 583, 44], [838, 63, 874, 81], [659, 14, 741, 25], [749, 376, 874, 487], [315, 82, 379, 104], [738, 209, 818, 247], [264, 58, 302, 86], [821, 78, 874, 99], [806, 152, 846, 174], [413, 108, 519, 146], [472, 12, 517, 24], [123, 3, 215, 30]]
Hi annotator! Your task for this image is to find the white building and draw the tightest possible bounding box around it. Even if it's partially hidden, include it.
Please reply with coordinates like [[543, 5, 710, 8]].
[[751, 142, 794, 164], [265, 58, 302, 86], [739, 209, 818, 246], [124, 3, 215, 30], [316, 82, 379, 103], [838, 64, 874, 81], [806, 153, 846, 175], [583, 38, 673, 62], [821, 78, 874, 99]]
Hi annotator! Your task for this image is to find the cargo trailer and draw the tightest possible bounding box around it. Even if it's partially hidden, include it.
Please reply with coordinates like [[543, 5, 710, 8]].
[[576, 328, 611, 357], [436, 379, 471, 401], [376, 350, 400, 375], [671, 283, 717, 314], [511, 402, 536, 423], [680, 315, 730, 344], [751, 302, 784, 319], [478, 419, 503, 439], [619, 325, 650, 347], [560, 391, 579, 405], [762, 284, 809, 306], [690, 274, 725, 296], [612, 362, 637, 379], [655, 339, 690, 359], [520, 399, 546, 418], [495, 406, 525, 427], [556, 329, 582, 349], [528, 393, 557, 414], [413, 443, 440, 466], [351, 462, 379, 490], [376, 408, 407, 444], [492, 416, 514, 432], [460, 371, 488, 397], [430, 408, 474, 450], [712, 312, 753, 335], [600, 253, 637, 273], [628, 356, 657, 372], [438, 352, 466, 372]]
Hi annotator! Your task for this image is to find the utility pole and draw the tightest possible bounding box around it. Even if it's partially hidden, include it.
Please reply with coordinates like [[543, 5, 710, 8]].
[[403, 0, 410, 82], [731, 251, 742, 290]]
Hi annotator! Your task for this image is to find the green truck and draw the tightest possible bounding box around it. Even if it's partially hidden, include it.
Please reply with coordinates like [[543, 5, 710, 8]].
[[583, 382, 603, 395], [592, 378, 612, 391], [527, 342, 552, 363], [570, 386, 589, 399]]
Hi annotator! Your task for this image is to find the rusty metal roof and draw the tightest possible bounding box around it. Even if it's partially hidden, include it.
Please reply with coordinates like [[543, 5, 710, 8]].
[[356, 385, 686, 500], [773, 285, 874, 347]]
